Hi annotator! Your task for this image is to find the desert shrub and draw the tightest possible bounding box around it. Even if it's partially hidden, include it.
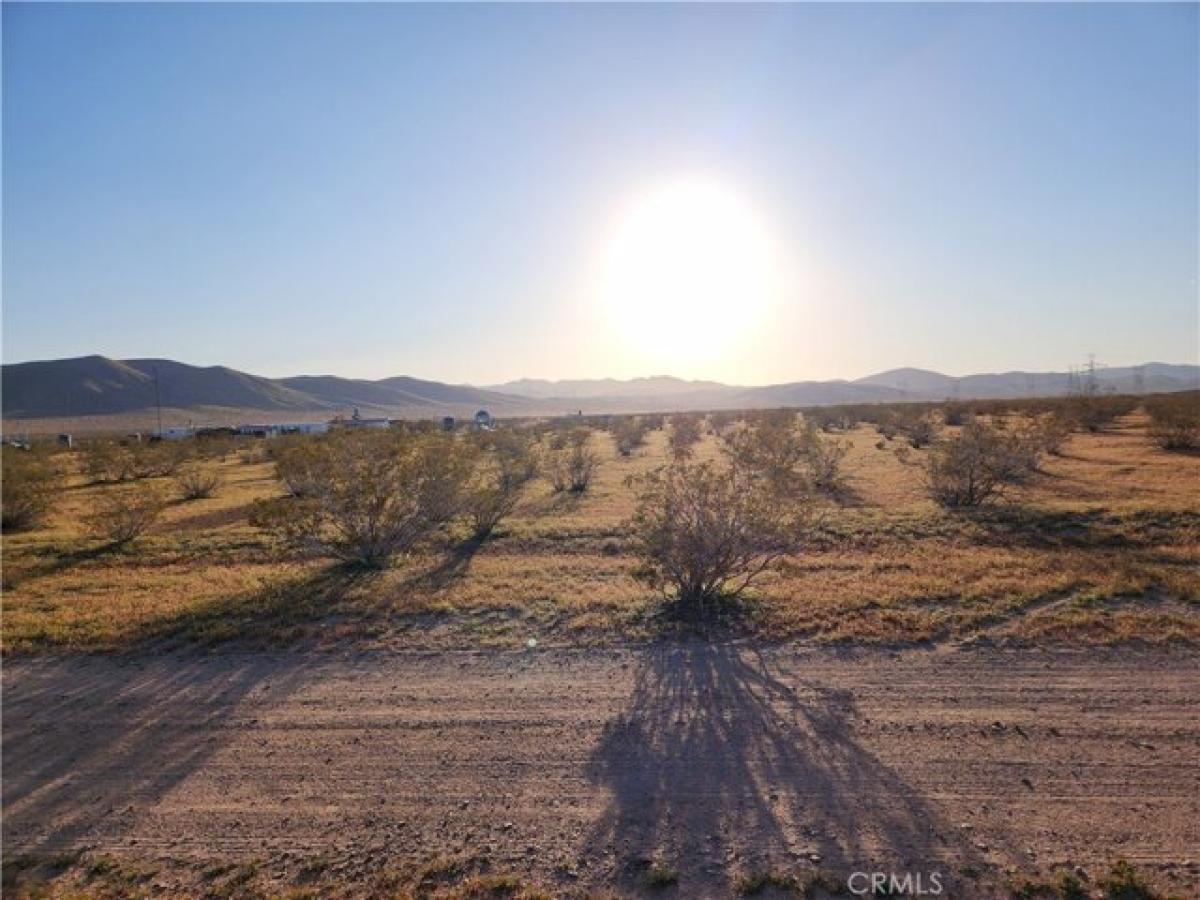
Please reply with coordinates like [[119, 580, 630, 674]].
[[799, 421, 849, 494], [901, 415, 937, 448], [754, 408, 797, 430], [270, 436, 328, 498], [629, 457, 810, 613], [707, 411, 739, 436], [612, 416, 650, 456], [806, 408, 851, 432], [1013, 872, 1088, 900], [84, 486, 166, 546], [239, 443, 268, 465], [942, 402, 971, 427], [2, 448, 60, 531], [1097, 861, 1155, 900], [668, 414, 703, 460], [1147, 395, 1200, 451], [464, 464, 522, 539], [545, 430, 599, 493], [175, 464, 222, 500], [128, 440, 189, 478], [643, 865, 679, 889], [926, 420, 1034, 507], [723, 417, 808, 499], [252, 432, 471, 567], [1033, 413, 1072, 456], [84, 440, 134, 483], [474, 428, 538, 480], [1068, 394, 1137, 433], [1006, 422, 1051, 480], [463, 434, 537, 539]]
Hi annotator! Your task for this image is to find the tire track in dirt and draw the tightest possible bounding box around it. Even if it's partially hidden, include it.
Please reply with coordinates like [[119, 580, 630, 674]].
[[4, 646, 1198, 896]]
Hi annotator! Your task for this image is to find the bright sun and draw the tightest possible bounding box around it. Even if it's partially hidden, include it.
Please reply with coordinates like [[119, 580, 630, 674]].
[[599, 177, 782, 366]]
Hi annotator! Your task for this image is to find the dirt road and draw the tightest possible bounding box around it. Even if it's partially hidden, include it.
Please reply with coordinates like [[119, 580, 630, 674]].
[[4, 645, 1198, 897]]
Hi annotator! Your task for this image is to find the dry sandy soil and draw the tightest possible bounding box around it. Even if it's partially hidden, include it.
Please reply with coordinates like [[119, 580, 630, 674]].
[[4, 644, 1198, 897]]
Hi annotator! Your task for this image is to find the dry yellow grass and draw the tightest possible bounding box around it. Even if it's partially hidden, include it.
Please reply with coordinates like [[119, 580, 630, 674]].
[[3, 413, 1197, 653]]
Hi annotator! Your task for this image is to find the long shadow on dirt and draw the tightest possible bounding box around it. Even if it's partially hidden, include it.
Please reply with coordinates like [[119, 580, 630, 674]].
[[0, 564, 368, 854], [585, 644, 994, 895], [2, 652, 317, 856]]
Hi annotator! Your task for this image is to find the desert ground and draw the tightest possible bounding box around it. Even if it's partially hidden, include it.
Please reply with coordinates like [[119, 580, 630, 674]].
[[3, 411, 1199, 897], [5, 646, 1199, 899]]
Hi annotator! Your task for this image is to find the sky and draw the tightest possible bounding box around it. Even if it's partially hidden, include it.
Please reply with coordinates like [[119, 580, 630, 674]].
[[3, 3, 1197, 385]]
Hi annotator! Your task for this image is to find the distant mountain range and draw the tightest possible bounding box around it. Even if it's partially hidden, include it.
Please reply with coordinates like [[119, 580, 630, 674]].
[[0, 356, 524, 422], [2, 355, 1196, 426], [492, 363, 1199, 407]]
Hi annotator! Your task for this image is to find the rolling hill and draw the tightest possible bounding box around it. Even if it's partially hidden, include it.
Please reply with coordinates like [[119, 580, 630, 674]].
[[2, 355, 1196, 426], [1, 356, 524, 422]]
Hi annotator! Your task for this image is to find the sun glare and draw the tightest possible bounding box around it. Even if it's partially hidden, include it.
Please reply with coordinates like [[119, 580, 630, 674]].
[[599, 177, 782, 367]]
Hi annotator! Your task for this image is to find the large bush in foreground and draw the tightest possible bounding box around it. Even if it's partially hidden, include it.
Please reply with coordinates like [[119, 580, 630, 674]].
[[253, 432, 472, 567], [2, 448, 60, 531], [926, 419, 1038, 507], [629, 457, 810, 612]]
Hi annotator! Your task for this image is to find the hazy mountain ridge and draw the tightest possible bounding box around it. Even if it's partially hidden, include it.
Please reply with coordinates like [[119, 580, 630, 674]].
[[2, 355, 1197, 423], [486, 375, 735, 400], [859, 363, 1198, 399], [2, 356, 524, 421]]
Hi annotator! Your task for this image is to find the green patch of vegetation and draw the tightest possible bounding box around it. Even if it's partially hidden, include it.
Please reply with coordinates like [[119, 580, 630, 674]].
[[804, 870, 848, 896], [1097, 860, 1157, 900], [643, 864, 680, 889], [85, 854, 158, 886], [205, 861, 261, 899], [736, 869, 802, 895], [1012, 872, 1088, 899]]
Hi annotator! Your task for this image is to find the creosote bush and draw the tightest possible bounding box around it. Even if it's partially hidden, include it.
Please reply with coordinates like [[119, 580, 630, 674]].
[[926, 419, 1043, 507], [628, 455, 810, 613], [84, 439, 190, 482], [668, 414, 703, 460], [463, 431, 537, 539], [2, 448, 60, 531], [175, 464, 222, 500], [130, 440, 189, 478], [84, 440, 133, 483], [1067, 394, 1137, 433], [722, 417, 808, 500], [85, 486, 166, 547], [1147, 394, 1200, 451], [545, 429, 599, 493], [1033, 413, 1072, 456], [613, 416, 650, 456], [902, 416, 937, 449], [799, 420, 849, 494], [270, 436, 327, 498], [253, 431, 472, 567]]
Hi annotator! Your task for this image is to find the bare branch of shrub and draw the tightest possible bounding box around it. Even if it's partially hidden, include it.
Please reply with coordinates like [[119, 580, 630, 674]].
[[84, 486, 166, 546]]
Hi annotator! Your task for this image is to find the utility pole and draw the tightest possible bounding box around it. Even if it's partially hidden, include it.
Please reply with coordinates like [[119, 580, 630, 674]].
[[154, 365, 164, 438]]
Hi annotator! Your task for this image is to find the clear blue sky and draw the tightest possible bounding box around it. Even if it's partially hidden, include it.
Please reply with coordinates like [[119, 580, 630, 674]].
[[3, 3, 1197, 384]]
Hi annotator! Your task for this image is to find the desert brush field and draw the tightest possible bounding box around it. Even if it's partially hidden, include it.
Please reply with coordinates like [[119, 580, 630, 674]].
[[3, 403, 1198, 655]]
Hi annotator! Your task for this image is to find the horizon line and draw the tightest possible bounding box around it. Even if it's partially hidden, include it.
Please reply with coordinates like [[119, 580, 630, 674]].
[[1, 351, 1195, 391]]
